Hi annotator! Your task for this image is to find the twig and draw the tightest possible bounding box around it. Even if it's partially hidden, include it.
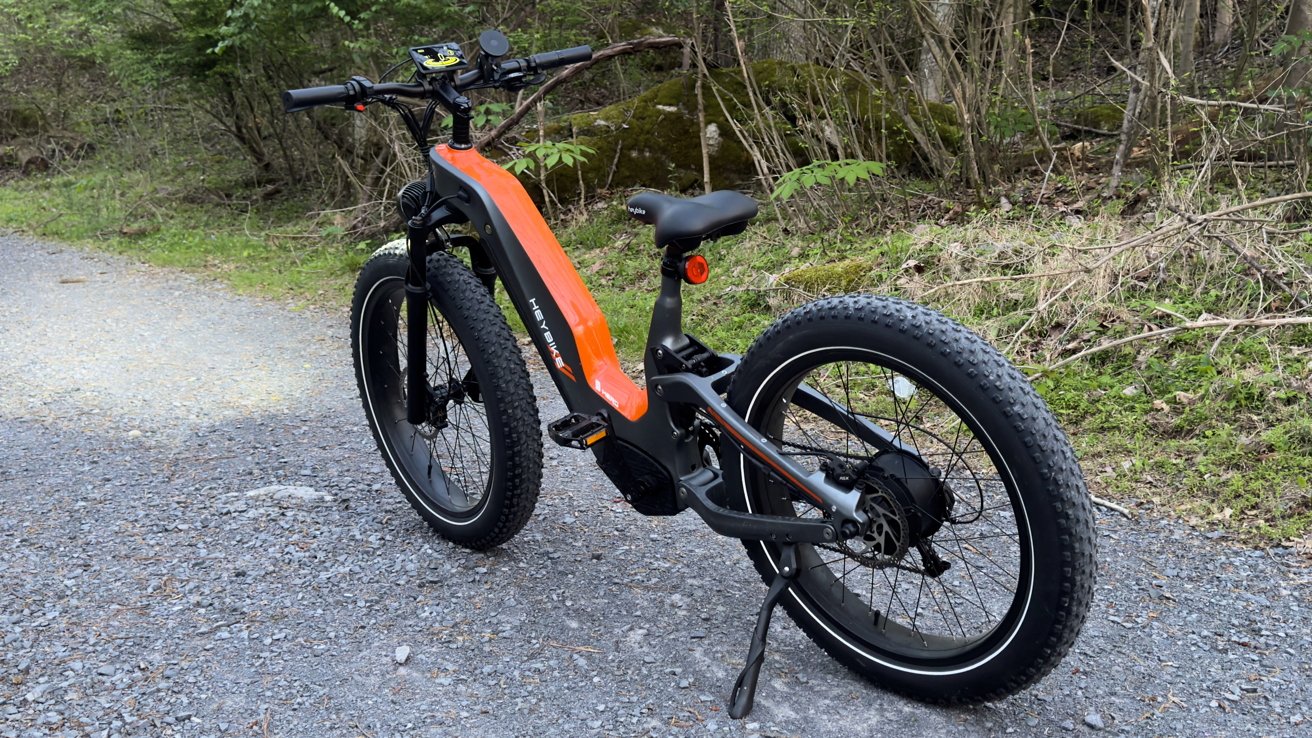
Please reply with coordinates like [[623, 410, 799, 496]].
[[1052, 120, 1120, 137], [1171, 159, 1298, 170], [1107, 56, 1292, 113], [920, 266, 1094, 297], [1032, 317, 1312, 376], [477, 36, 684, 148], [1169, 205, 1310, 309], [546, 640, 603, 653], [1091, 495, 1134, 518]]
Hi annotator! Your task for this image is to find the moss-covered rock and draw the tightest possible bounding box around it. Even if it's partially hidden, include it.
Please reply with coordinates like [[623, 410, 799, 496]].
[[779, 258, 874, 294], [534, 61, 960, 199], [1070, 104, 1123, 132]]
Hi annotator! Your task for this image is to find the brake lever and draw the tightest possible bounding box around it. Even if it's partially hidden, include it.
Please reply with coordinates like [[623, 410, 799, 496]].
[[344, 75, 375, 110], [500, 72, 546, 91]]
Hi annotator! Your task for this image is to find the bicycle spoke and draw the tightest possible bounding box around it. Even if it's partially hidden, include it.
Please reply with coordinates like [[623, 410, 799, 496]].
[[754, 358, 1024, 654]]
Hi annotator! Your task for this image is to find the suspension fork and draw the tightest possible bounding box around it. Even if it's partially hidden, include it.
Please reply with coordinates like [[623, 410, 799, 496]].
[[405, 215, 430, 425]]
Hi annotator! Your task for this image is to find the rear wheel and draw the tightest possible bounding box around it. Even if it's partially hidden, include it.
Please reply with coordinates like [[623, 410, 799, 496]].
[[351, 242, 542, 550], [725, 295, 1095, 702]]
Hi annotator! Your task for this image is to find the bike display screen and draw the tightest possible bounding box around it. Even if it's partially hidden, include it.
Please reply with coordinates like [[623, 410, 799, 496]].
[[409, 43, 468, 75]]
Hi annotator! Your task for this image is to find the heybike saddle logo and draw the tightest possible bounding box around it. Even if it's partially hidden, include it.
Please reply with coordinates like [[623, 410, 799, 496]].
[[529, 297, 577, 382]]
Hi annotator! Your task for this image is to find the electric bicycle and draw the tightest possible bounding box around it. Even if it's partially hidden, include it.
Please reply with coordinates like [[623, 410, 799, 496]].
[[283, 30, 1097, 718]]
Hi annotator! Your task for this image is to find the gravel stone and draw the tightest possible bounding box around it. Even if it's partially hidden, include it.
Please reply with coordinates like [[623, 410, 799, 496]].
[[1084, 712, 1105, 730], [394, 645, 411, 665], [3, 237, 1312, 737]]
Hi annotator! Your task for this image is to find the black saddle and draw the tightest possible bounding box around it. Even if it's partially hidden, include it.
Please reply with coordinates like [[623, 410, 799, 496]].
[[626, 190, 758, 253]]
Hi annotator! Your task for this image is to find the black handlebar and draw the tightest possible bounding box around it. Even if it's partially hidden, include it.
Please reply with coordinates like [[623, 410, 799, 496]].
[[282, 84, 352, 113], [282, 43, 593, 113], [530, 45, 594, 71]]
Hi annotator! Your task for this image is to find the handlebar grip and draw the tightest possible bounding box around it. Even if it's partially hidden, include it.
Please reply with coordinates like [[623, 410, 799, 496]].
[[528, 45, 593, 71], [282, 85, 352, 113]]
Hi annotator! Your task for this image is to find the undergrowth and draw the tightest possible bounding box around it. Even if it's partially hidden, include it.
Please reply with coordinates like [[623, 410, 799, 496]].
[[0, 152, 368, 305]]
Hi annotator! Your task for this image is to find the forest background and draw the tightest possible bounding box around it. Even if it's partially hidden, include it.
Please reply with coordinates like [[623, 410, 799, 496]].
[[1, 0, 1310, 544]]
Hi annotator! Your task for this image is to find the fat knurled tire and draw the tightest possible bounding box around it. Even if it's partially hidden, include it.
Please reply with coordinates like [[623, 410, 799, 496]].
[[351, 243, 542, 550], [725, 293, 1096, 703]]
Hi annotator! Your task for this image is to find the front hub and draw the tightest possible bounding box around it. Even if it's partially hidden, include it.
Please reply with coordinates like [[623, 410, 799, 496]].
[[423, 379, 466, 431]]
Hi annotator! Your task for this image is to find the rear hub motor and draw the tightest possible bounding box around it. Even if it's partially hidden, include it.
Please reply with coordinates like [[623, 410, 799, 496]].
[[840, 452, 954, 572]]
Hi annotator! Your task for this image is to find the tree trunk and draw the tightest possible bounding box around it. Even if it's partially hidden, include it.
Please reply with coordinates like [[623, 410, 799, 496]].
[[708, 0, 734, 68], [1106, 0, 1165, 196], [1211, 0, 1234, 50], [1285, 0, 1312, 89], [917, 0, 957, 102], [997, 0, 1027, 85], [1177, 0, 1200, 79]]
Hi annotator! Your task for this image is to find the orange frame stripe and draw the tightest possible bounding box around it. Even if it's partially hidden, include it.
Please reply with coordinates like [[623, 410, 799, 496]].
[[706, 407, 825, 506], [435, 145, 648, 421]]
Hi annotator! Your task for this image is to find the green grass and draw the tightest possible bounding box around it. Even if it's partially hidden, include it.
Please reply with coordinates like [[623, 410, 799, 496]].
[[1034, 335, 1312, 541], [0, 159, 367, 306], [4, 156, 1310, 545]]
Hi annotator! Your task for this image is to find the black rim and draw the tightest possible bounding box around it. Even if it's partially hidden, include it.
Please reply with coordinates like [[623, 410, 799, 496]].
[[746, 351, 1033, 667], [361, 275, 496, 519]]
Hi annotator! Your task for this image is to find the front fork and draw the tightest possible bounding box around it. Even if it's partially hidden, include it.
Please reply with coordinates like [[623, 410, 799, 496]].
[[405, 216, 430, 426]]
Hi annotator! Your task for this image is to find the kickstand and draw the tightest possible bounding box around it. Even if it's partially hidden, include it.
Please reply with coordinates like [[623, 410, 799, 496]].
[[728, 543, 798, 719]]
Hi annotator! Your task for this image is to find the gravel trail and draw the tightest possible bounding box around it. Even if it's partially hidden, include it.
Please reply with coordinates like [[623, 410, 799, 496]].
[[1, 235, 1310, 738]]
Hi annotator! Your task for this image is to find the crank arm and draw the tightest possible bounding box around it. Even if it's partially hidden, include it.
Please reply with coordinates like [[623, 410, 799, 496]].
[[650, 372, 867, 528]]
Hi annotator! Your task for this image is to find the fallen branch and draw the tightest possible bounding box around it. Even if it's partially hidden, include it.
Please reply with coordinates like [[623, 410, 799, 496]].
[[1090, 495, 1134, 519], [1168, 205, 1310, 310], [1051, 120, 1119, 137], [1032, 317, 1312, 376], [1171, 159, 1299, 170], [477, 36, 685, 149], [1107, 55, 1293, 114], [920, 266, 1093, 296]]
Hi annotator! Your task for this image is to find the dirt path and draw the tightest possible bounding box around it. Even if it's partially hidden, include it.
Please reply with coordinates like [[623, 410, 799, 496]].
[[1, 235, 1309, 737]]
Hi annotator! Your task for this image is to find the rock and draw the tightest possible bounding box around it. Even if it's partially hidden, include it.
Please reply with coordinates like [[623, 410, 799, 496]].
[[1084, 712, 1105, 730], [1060, 719, 1075, 731], [540, 60, 960, 200], [394, 645, 411, 665], [222, 485, 334, 507]]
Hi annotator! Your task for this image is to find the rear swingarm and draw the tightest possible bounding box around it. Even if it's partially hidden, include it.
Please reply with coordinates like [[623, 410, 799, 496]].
[[650, 369, 887, 532]]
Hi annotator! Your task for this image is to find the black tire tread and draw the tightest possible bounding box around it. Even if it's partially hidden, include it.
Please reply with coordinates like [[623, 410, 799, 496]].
[[351, 243, 542, 551], [728, 293, 1096, 704]]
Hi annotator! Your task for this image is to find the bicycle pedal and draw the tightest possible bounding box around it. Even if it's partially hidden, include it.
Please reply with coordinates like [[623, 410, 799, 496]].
[[548, 413, 610, 449]]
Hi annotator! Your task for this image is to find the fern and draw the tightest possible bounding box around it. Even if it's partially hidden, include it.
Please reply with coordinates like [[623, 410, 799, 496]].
[[772, 159, 886, 201]]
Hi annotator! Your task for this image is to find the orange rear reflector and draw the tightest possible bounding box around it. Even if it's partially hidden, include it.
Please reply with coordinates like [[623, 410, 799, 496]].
[[683, 254, 710, 285]]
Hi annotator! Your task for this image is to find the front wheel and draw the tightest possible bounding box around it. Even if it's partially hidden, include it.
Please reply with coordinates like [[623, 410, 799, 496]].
[[724, 295, 1096, 703], [351, 242, 543, 550]]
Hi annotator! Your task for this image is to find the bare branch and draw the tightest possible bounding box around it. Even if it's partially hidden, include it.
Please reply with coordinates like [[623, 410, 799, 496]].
[[476, 36, 685, 149], [1033, 317, 1312, 376]]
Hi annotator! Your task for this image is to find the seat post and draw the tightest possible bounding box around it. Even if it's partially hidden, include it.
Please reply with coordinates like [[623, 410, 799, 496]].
[[644, 246, 692, 380]]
